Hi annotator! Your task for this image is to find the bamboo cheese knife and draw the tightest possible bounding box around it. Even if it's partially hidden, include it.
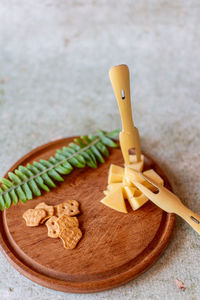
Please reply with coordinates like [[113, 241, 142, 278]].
[[109, 64, 141, 165], [132, 173, 200, 235]]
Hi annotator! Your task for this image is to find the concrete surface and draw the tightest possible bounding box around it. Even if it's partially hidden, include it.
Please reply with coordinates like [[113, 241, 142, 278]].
[[0, 0, 200, 299]]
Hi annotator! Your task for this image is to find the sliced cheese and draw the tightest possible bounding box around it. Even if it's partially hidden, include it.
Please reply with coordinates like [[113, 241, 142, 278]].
[[134, 189, 142, 197], [101, 187, 127, 213], [101, 160, 165, 213], [127, 154, 144, 172], [107, 182, 124, 191], [107, 183, 127, 198], [125, 167, 164, 191], [129, 193, 149, 210], [124, 186, 148, 210], [125, 167, 143, 186], [124, 186, 136, 202], [143, 169, 164, 186], [103, 190, 109, 196], [108, 164, 124, 184], [125, 167, 143, 181], [140, 169, 164, 192], [122, 175, 131, 186]]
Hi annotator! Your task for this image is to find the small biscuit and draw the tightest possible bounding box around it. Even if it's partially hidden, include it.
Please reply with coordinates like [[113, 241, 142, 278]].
[[23, 209, 46, 227], [55, 200, 79, 217], [35, 202, 54, 223], [59, 227, 82, 249], [57, 214, 79, 232], [46, 216, 59, 238]]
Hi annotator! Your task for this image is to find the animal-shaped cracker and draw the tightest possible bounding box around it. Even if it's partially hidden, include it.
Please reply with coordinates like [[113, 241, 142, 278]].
[[57, 214, 79, 232], [35, 202, 54, 223], [45, 216, 59, 238], [59, 227, 82, 249], [55, 200, 79, 217], [23, 209, 46, 227]]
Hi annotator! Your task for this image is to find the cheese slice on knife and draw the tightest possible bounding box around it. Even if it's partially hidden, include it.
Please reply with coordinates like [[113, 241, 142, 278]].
[[124, 186, 148, 210], [123, 186, 136, 202], [101, 187, 127, 213], [108, 164, 124, 184], [124, 165, 145, 183], [123, 166, 141, 187], [125, 168, 163, 190], [130, 193, 148, 210], [101, 163, 164, 213], [122, 174, 132, 186], [143, 169, 164, 186], [124, 167, 143, 187], [126, 154, 144, 172]]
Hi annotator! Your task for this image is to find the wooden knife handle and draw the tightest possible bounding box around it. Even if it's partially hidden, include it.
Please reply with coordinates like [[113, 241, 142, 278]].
[[177, 204, 200, 235], [109, 64, 134, 131]]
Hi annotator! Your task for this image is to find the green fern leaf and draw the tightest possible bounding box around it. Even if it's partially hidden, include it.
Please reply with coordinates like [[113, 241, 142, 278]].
[[14, 170, 33, 200], [81, 136, 105, 163], [57, 149, 85, 168], [54, 154, 73, 171], [88, 134, 109, 157], [1, 185, 12, 208], [62, 147, 86, 165], [0, 129, 120, 211], [48, 157, 71, 175], [0, 190, 5, 210], [19, 165, 50, 192], [32, 162, 56, 188], [0, 178, 19, 205], [69, 142, 97, 168], [98, 129, 119, 147], [74, 138, 97, 166], [39, 160, 64, 182], [8, 172, 27, 203], [102, 128, 120, 138]]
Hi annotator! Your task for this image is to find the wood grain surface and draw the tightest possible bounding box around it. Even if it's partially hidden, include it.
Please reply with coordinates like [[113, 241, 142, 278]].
[[0, 137, 175, 293]]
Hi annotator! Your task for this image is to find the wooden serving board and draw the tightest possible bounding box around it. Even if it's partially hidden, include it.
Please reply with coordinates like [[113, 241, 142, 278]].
[[0, 137, 175, 293]]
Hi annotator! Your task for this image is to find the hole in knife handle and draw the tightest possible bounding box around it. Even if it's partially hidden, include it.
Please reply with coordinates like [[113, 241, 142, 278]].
[[121, 89, 125, 100], [128, 148, 136, 155], [190, 216, 200, 224], [140, 174, 160, 194], [152, 188, 159, 194]]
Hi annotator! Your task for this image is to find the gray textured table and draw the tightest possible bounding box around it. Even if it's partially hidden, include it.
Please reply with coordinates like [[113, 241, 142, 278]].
[[0, 1, 199, 299]]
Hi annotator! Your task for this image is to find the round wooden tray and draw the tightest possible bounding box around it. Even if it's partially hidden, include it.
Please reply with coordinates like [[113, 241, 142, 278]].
[[0, 137, 175, 293]]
